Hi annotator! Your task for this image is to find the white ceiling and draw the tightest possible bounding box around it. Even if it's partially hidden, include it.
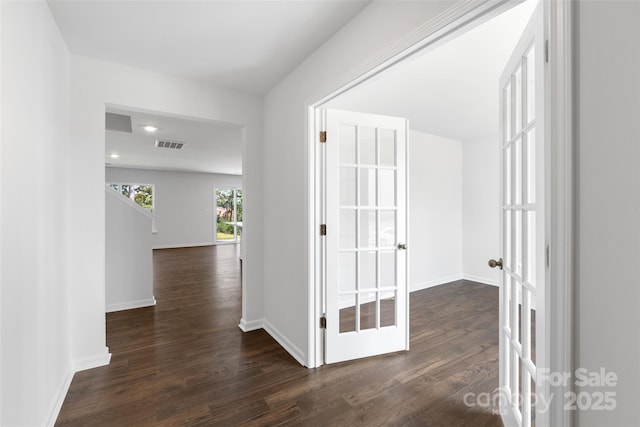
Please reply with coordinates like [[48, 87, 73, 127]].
[[60, 0, 535, 174], [326, 0, 537, 141], [48, 0, 369, 95], [105, 109, 243, 175]]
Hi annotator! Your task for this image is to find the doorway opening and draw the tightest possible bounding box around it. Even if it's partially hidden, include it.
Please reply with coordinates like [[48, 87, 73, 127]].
[[104, 106, 245, 314], [308, 0, 573, 426]]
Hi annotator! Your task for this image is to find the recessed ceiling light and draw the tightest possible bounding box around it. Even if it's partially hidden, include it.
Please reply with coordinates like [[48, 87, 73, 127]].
[[143, 125, 158, 133], [110, 153, 119, 159]]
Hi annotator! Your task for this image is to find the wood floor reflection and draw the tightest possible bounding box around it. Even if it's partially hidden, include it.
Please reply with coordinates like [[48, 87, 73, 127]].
[[56, 245, 502, 426]]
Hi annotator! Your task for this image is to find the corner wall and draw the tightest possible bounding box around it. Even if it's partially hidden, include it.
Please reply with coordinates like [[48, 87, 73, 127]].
[[409, 130, 463, 290], [1, 1, 73, 424], [462, 135, 500, 286], [105, 188, 155, 312]]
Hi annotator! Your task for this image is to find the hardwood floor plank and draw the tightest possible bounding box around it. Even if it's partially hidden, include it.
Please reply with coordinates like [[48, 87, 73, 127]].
[[56, 246, 502, 426]]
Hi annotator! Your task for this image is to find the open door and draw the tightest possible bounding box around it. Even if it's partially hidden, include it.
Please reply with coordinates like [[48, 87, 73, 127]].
[[494, 5, 548, 427], [322, 109, 409, 364]]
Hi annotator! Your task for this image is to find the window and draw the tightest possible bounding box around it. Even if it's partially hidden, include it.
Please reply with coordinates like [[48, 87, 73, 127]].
[[216, 188, 242, 242], [109, 183, 154, 212]]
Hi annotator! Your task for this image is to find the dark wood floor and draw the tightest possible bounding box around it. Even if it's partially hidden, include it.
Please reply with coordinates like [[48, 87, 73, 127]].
[[56, 245, 502, 426]]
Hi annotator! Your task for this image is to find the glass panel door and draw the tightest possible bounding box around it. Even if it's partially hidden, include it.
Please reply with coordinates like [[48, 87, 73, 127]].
[[324, 109, 408, 364], [499, 5, 546, 427]]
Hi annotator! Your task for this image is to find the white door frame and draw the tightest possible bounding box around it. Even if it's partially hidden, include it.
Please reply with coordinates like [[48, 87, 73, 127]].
[[306, 0, 573, 425]]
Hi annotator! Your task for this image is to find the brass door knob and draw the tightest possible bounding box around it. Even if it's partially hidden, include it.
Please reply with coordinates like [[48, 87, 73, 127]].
[[488, 258, 503, 270]]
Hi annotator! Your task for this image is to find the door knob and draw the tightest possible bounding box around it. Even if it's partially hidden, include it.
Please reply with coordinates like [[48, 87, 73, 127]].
[[397, 243, 407, 250], [488, 258, 503, 270]]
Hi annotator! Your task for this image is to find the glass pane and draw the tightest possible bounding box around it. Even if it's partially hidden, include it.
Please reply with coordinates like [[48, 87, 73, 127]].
[[522, 289, 531, 357], [380, 251, 395, 287], [526, 45, 536, 124], [504, 145, 512, 206], [531, 374, 537, 426], [380, 290, 396, 327], [515, 282, 523, 346], [359, 210, 376, 248], [379, 169, 395, 207], [339, 167, 356, 206], [531, 303, 537, 365], [511, 279, 519, 344], [359, 250, 376, 290], [236, 189, 243, 222], [504, 273, 511, 333], [504, 211, 512, 269], [339, 253, 356, 293], [379, 129, 396, 167], [514, 137, 522, 205], [359, 168, 376, 207], [339, 124, 356, 164], [505, 83, 512, 140], [359, 126, 376, 165], [511, 347, 520, 411], [380, 210, 395, 248], [515, 210, 522, 276], [339, 209, 356, 249], [504, 330, 510, 399], [339, 305, 356, 333], [359, 292, 377, 330], [514, 63, 523, 133], [526, 210, 536, 286], [216, 188, 235, 241], [526, 128, 536, 204], [131, 184, 153, 211], [519, 357, 525, 420]]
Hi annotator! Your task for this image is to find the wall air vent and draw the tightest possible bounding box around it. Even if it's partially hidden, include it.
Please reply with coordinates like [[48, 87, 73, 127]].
[[155, 140, 185, 150]]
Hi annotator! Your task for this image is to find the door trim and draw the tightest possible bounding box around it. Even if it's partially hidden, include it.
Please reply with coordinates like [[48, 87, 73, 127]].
[[306, 2, 573, 424]]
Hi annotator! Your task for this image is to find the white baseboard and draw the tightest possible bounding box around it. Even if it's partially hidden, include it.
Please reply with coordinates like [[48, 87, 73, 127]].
[[238, 318, 264, 332], [410, 274, 464, 292], [71, 347, 112, 372], [262, 319, 306, 367], [106, 297, 156, 313], [463, 274, 499, 287], [45, 366, 74, 427], [153, 242, 214, 250]]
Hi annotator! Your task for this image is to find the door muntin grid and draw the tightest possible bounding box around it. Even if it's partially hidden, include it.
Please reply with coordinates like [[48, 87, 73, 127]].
[[502, 39, 540, 427], [338, 124, 399, 334]]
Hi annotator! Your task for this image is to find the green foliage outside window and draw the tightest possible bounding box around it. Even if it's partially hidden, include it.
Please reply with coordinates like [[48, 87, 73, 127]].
[[109, 183, 154, 212], [216, 188, 242, 241]]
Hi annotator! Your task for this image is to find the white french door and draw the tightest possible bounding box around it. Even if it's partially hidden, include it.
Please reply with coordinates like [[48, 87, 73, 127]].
[[497, 5, 548, 427], [322, 109, 409, 364]]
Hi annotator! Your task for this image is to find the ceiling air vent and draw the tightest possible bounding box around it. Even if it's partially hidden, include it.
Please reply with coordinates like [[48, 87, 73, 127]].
[[155, 140, 185, 150]]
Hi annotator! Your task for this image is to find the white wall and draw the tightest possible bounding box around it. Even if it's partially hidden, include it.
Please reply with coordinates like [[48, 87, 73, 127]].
[[106, 167, 242, 249], [263, 0, 479, 365], [462, 135, 500, 286], [0, 1, 73, 425], [575, 2, 640, 425], [409, 130, 463, 290], [105, 188, 155, 312], [67, 55, 264, 369]]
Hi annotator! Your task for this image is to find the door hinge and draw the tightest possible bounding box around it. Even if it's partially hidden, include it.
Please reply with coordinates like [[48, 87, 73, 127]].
[[546, 244, 550, 268], [545, 40, 549, 63], [319, 131, 327, 143], [320, 224, 326, 236], [320, 315, 327, 329]]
